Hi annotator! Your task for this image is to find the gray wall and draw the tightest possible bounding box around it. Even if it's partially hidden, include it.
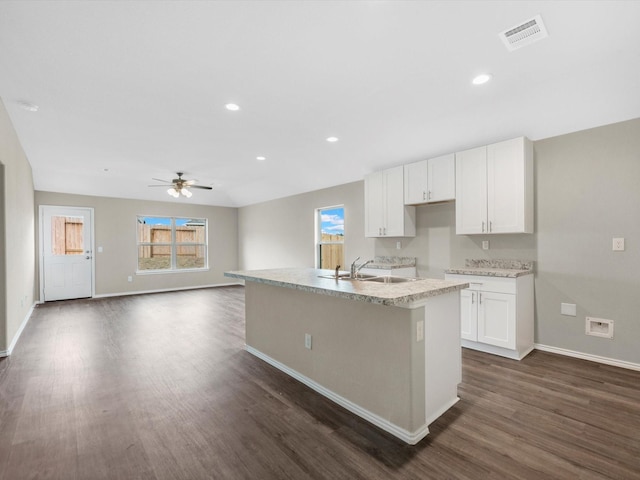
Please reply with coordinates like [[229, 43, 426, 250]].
[[238, 181, 374, 270], [0, 98, 36, 354], [35, 191, 238, 297], [534, 118, 640, 364], [239, 118, 640, 365]]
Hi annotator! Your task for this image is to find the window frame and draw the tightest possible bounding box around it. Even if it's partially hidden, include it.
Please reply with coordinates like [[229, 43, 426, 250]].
[[315, 205, 345, 270], [136, 215, 209, 274]]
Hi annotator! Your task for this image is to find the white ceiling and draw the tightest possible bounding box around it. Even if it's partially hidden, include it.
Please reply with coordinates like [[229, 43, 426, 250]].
[[1, 1, 639, 207]]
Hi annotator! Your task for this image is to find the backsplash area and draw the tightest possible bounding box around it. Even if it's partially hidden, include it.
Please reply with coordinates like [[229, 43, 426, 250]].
[[373, 202, 537, 279]]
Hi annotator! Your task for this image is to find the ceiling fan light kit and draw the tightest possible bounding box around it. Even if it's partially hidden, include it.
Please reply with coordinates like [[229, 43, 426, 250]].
[[149, 172, 212, 199], [166, 187, 192, 198]]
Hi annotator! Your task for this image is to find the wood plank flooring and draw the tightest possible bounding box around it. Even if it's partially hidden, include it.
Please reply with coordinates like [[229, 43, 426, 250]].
[[1, 286, 639, 479]]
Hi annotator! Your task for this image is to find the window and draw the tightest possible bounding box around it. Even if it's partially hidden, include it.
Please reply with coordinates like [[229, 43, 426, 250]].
[[50, 215, 84, 255], [316, 206, 344, 269], [137, 216, 208, 272]]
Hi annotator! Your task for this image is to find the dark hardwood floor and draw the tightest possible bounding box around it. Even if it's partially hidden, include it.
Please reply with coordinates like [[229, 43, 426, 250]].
[[1, 286, 639, 479]]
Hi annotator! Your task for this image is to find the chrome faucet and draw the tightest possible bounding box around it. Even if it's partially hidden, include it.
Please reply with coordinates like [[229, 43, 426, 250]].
[[350, 257, 373, 277]]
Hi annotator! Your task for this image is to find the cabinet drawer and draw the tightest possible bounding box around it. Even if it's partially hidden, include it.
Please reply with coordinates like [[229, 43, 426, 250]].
[[445, 274, 516, 295]]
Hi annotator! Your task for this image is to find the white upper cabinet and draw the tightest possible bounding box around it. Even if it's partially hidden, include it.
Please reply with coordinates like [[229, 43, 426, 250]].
[[455, 137, 533, 235], [404, 153, 455, 205], [365, 166, 416, 237]]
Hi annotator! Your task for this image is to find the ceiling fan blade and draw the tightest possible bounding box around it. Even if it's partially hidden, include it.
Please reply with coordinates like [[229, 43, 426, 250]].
[[148, 184, 172, 187], [151, 178, 171, 183], [190, 185, 213, 190], [183, 179, 197, 186]]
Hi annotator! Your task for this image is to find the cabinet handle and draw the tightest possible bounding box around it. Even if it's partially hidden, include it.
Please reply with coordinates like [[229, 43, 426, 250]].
[[428, 190, 432, 200], [471, 292, 475, 304], [479, 293, 482, 305], [423, 191, 426, 200], [383, 227, 386, 235], [378, 227, 382, 235], [489, 221, 492, 232], [482, 221, 485, 233]]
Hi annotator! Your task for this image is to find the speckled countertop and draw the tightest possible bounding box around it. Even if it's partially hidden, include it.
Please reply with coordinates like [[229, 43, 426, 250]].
[[445, 259, 534, 278], [224, 268, 468, 306], [363, 256, 416, 269]]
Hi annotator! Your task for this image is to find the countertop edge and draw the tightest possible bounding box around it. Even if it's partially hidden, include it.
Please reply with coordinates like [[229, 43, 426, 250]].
[[444, 268, 533, 278], [225, 270, 468, 306]]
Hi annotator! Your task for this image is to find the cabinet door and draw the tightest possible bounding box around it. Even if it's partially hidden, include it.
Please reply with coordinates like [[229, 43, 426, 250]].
[[477, 291, 516, 349], [460, 289, 478, 341], [427, 153, 455, 202], [455, 146, 487, 234], [404, 160, 428, 205], [384, 166, 410, 236], [487, 137, 526, 234], [364, 171, 385, 237]]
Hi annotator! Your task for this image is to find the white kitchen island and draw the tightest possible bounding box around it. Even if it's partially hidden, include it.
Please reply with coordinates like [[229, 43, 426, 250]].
[[224, 268, 468, 445]]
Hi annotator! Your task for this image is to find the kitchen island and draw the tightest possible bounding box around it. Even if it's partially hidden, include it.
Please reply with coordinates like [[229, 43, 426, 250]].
[[224, 268, 468, 444]]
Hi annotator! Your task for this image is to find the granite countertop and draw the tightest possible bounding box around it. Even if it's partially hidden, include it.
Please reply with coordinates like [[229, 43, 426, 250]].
[[445, 259, 534, 278], [364, 256, 417, 269], [224, 268, 468, 307]]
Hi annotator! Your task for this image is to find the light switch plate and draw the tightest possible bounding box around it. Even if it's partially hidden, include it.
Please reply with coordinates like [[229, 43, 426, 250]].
[[561, 303, 576, 316], [613, 238, 625, 251]]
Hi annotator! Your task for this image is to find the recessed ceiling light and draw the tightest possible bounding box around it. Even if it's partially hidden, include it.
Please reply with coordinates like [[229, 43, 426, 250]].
[[17, 100, 39, 112], [225, 103, 240, 111], [256, 156, 266, 161], [472, 74, 493, 85], [326, 136, 339, 143]]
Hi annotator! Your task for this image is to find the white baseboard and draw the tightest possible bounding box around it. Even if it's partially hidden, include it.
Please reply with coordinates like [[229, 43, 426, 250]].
[[535, 344, 640, 372], [245, 345, 429, 445], [0, 302, 36, 357], [93, 282, 242, 299]]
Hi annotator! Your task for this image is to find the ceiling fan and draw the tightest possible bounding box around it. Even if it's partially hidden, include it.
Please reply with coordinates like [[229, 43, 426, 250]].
[[148, 172, 213, 198]]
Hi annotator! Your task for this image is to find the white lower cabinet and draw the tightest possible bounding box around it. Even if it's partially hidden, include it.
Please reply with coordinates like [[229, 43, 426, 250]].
[[445, 273, 533, 360]]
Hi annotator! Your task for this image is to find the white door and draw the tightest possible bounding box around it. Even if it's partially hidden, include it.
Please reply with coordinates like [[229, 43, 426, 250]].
[[41, 206, 94, 301], [427, 153, 456, 202], [455, 146, 487, 234], [477, 291, 516, 349], [383, 166, 406, 237], [459, 289, 478, 342], [404, 160, 428, 204], [487, 137, 525, 233]]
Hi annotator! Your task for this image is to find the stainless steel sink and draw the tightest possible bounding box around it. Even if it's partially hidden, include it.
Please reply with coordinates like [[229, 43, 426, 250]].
[[361, 276, 418, 284], [317, 273, 379, 281]]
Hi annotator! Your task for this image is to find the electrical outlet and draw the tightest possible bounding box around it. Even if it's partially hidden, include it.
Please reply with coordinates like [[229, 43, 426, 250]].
[[613, 238, 625, 251], [127, 276, 133, 282], [482, 241, 489, 250], [416, 320, 424, 342], [305, 333, 312, 350], [396, 241, 402, 250]]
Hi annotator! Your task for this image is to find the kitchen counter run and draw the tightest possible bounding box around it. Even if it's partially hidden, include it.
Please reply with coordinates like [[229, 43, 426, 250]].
[[445, 259, 534, 278], [225, 268, 468, 307]]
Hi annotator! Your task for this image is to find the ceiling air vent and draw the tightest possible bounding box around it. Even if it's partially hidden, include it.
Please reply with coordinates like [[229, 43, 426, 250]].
[[499, 14, 548, 52]]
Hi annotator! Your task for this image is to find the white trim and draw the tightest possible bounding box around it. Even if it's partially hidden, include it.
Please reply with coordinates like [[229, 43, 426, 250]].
[[462, 339, 534, 360], [535, 344, 640, 372], [245, 345, 430, 445], [0, 302, 36, 357], [92, 282, 242, 299]]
